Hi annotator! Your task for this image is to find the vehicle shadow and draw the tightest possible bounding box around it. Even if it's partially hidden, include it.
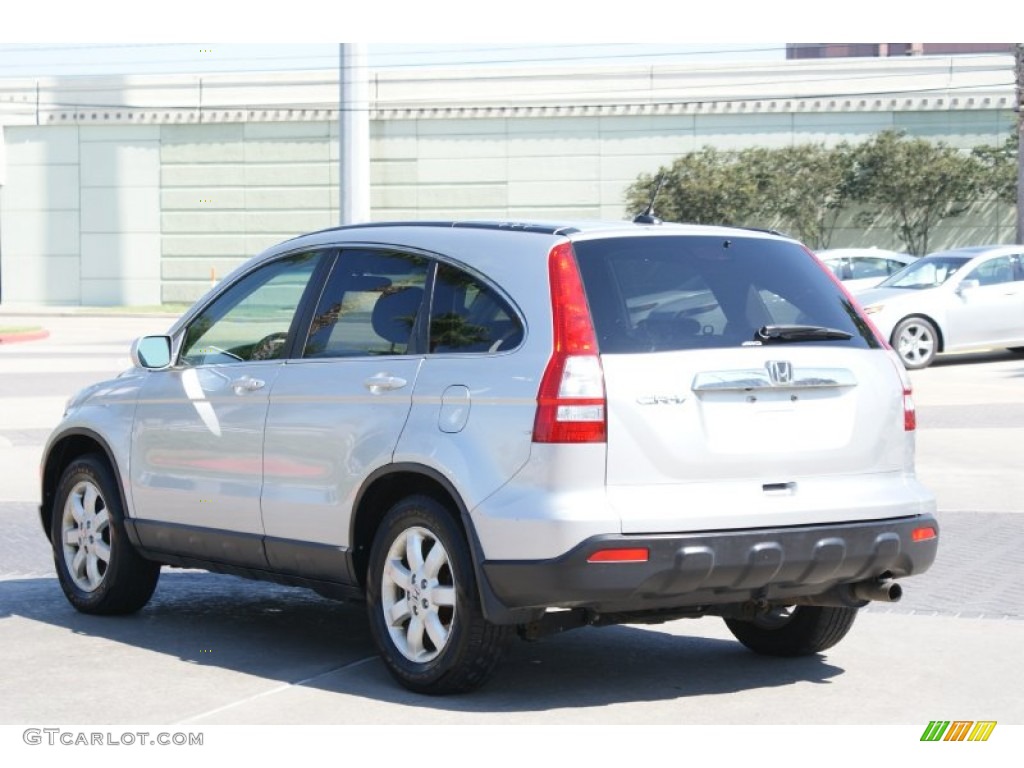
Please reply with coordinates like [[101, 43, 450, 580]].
[[0, 572, 843, 720], [330, 620, 844, 716], [929, 349, 1019, 368]]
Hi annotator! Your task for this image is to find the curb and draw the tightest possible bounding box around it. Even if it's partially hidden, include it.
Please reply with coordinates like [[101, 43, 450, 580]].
[[0, 329, 50, 344]]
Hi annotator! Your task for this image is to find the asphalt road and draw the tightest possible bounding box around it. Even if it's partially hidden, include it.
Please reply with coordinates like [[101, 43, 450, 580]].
[[1, 313, 1022, 743]]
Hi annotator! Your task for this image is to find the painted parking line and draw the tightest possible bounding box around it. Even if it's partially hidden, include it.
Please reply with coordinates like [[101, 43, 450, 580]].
[[0, 398, 68, 431], [0, 358, 131, 374]]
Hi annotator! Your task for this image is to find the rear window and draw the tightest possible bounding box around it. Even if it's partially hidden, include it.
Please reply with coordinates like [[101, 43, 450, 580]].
[[572, 235, 880, 354]]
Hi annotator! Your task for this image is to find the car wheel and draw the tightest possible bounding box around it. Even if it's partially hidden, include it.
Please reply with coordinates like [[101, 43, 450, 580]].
[[366, 495, 512, 694], [724, 605, 858, 656], [892, 317, 939, 369], [51, 454, 160, 615], [1008, 347, 1024, 355]]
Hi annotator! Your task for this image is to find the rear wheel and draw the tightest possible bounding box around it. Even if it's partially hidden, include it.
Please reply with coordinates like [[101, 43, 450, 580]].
[[366, 495, 512, 694], [51, 455, 160, 615], [724, 605, 858, 656], [892, 317, 938, 369]]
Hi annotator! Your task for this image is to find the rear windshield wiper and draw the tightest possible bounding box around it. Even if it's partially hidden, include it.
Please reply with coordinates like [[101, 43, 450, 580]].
[[755, 325, 854, 343]]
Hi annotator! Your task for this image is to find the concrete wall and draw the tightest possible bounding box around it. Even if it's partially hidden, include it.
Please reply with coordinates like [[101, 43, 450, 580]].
[[160, 122, 336, 303], [2, 126, 81, 304], [0, 56, 1017, 306], [0, 125, 162, 305]]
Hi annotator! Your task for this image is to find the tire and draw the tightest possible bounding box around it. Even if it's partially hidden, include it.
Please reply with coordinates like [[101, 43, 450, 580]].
[[366, 495, 512, 694], [724, 605, 858, 657], [51, 454, 160, 615], [891, 317, 939, 369], [1008, 347, 1024, 355]]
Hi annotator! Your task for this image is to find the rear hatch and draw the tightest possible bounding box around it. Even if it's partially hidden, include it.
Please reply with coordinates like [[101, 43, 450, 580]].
[[572, 232, 915, 533]]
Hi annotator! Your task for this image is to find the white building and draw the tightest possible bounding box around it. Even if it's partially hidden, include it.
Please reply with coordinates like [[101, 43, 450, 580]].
[[0, 53, 1016, 305]]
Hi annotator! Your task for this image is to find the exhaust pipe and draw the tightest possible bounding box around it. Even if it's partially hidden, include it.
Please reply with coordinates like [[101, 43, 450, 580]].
[[792, 578, 903, 608], [850, 579, 902, 603]]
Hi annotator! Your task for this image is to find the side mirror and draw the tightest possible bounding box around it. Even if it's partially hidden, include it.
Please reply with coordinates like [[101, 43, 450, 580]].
[[956, 278, 980, 295], [130, 335, 173, 369]]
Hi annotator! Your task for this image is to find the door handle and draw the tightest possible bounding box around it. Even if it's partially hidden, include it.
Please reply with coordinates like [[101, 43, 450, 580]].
[[364, 374, 408, 394], [231, 376, 266, 394]]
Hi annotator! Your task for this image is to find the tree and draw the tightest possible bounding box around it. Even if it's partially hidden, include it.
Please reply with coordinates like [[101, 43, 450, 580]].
[[851, 130, 988, 255], [971, 133, 1018, 207], [769, 142, 858, 249], [626, 130, 1006, 253], [625, 143, 858, 248], [625, 147, 765, 227]]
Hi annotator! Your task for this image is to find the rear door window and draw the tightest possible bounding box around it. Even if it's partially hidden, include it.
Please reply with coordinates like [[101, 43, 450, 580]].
[[302, 249, 429, 358], [963, 256, 1016, 287], [572, 235, 879, 353]]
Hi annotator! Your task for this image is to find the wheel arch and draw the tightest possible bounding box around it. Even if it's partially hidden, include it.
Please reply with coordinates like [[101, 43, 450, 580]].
[[350, 463, 539, 625], [41, 430, 127, 540], [350, 463, 471, 589]]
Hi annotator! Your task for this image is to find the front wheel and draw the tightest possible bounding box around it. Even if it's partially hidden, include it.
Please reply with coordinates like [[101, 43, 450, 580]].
[[366, 496, 512, 694], [724, 605, 858, 656], [51, 455, 160, 614], [892, 317, 939, 369]]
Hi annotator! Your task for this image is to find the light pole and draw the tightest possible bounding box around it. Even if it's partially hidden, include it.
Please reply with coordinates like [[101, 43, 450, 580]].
[[339, 44, 370, 225], [1016, 43, 1023, 244]]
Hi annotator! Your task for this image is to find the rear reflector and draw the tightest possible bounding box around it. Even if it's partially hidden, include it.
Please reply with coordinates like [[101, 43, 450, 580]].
[[911, 526, 936, 542], [587, 548, 650, 563]]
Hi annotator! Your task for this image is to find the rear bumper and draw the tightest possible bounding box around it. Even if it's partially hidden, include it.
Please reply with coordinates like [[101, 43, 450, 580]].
[[481, 514, 939, 614]]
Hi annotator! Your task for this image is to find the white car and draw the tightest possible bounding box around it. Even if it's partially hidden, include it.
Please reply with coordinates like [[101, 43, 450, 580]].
[[857, 245, 1024, 369], [817, 248, 916, 294]]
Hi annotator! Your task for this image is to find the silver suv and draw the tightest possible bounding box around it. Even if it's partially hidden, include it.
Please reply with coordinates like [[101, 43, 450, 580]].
[[41, 220, 939, 694]]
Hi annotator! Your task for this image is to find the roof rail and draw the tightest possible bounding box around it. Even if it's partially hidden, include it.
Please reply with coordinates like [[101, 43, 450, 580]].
[[297, 220, 580, 239]]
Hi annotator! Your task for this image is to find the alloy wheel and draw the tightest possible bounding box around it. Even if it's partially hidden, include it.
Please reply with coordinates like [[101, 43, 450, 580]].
[[379, 525, 457, 663], [60, 480, 112, 592]]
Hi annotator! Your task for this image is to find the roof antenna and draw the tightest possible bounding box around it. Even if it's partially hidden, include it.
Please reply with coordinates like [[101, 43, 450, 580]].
[[633, 174, 665, 225]]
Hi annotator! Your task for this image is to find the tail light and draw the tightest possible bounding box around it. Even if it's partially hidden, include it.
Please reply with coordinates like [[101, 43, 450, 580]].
[[886, 349, 916, 431], [532, 242, 607, 443]]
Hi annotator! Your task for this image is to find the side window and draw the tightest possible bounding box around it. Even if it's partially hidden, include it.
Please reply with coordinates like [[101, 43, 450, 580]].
[[850, 257, 891, 280], [429, 264, 524, 353], [303, 249, 428, 358], [965, 256, 1014, 287], [824, 258, 851, 280], [180, 251, 324, 366]]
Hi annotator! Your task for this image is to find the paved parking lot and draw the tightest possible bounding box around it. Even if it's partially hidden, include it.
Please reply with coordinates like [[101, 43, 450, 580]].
[[1, 311, 1022, 735]]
